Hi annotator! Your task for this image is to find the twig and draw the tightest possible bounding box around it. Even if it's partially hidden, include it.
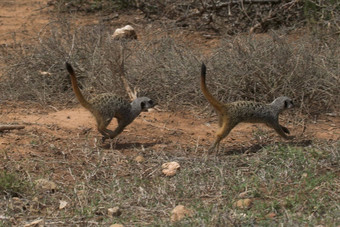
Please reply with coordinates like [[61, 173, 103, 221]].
[[119, 45, 138, 101], [0, 125, 25, 132]]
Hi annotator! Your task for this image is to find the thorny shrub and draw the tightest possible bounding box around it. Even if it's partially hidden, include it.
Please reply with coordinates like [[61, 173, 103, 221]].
[[0, 22, 339, 114], [52, 0, 339, 35]]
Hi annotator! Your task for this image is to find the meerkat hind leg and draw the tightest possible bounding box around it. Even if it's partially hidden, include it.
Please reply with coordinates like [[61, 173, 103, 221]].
[[280, 125, 290, 134], [96, 116, 113, 142], [209, 120, 235, 153]]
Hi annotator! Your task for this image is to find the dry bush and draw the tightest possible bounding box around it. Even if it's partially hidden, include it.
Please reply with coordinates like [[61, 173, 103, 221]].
[[208, 33, 340, 115], [126, 38, 202, 108], [0, 22, 140, 105], [51, 1, 339, 35], [304, 0, 340, 36], [0, 21, 202, 109], [0, 21, 339, 114], [51, 0, 307, 34]]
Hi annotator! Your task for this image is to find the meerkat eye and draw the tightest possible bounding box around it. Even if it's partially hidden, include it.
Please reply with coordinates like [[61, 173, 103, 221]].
[[148, 100, 154, 105], [141, 101, 146, 109], [284, 100, 288, 108]]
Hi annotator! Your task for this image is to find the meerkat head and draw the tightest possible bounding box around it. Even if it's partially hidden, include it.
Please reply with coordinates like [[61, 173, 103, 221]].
[[271, 96, 294, 111], [131, 97, 155, 112]]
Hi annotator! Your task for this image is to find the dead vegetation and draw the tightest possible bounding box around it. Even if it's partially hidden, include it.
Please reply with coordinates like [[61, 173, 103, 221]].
[[0, 21, 339, 114], [0, 122, 339, 225], [52, 0, 339, 35]]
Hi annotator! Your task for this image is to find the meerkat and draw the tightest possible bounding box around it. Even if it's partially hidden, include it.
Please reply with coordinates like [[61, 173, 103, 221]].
[[200, 63, 294, 151], [65, 62, 155, 142]]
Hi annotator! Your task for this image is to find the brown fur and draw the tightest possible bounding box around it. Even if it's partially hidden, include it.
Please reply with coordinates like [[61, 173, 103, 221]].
[[66, 62, 155, 142], [200, 63, 294, 151]]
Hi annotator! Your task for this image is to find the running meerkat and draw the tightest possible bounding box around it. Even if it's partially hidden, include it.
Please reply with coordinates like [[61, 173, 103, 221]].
[[200, 63, 294, 151], [65, 62, 155, 142]]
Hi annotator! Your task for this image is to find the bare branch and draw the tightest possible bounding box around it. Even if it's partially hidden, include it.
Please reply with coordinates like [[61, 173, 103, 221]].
[[0, 125, 25, 132]]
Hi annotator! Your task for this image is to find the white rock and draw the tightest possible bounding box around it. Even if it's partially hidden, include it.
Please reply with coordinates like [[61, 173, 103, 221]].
[[162, 161, 180, 176], [112, 25, 137, 40], [59, 200, 68, 210]]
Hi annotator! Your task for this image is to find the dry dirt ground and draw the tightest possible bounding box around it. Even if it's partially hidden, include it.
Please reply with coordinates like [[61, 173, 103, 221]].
[[1, 101, 339, 160], [0, 0, 339, 225]]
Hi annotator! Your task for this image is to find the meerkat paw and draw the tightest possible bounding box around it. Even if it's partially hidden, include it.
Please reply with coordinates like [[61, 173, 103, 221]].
[[207, 145, 219, 153], [101, 136, 108, 143], [281, 126, 290, 134]]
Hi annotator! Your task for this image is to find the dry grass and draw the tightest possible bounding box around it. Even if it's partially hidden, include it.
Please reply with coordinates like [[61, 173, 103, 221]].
[[209, 32, 340, 115], [0, 131, 339, 226], [0, 21, 339, 114]]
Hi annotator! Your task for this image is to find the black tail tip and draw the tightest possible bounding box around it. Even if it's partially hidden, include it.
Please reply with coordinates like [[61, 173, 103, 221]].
[[65, 62, 73, 73], [201, 62, 206, 75]]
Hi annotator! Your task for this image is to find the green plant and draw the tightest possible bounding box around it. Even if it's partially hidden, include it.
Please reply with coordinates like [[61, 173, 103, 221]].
[[0, 171, 29, 197]]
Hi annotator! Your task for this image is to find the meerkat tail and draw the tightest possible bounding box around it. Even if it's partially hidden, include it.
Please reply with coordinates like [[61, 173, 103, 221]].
[[200, 63, 223, 113], [65, 62, 92, 110]]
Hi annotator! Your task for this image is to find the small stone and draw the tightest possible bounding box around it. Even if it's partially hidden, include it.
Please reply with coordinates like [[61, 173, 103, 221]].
[[59, 200, 68, 210], [110, 224, 124, 227], [108, 207, 122, 217], [135, 155, 145, 163], [170, 205, 194, 222], [233, 199, 253, 209], [162, 161, 180, 177], [34, 179, 56, 192]]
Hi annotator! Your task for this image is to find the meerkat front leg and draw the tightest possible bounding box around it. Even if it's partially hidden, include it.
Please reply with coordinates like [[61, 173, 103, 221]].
[[108, 121, 127, 140], [268, 121, 293, 140]]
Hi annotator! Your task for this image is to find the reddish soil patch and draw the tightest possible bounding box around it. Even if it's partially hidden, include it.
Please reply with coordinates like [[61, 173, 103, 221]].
[[1, 102, 339, 157]]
